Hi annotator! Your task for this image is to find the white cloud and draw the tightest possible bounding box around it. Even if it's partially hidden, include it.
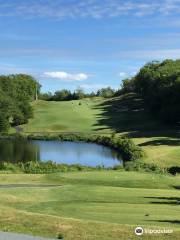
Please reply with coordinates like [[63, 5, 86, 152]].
[[0, 0, 180, 19], [119, 72, 127, 78], [44, 71, 89, 81]]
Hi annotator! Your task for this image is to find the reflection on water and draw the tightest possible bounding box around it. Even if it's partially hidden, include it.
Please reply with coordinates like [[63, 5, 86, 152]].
[[0, 139, 40, 163], [0, 139, 122, 167]]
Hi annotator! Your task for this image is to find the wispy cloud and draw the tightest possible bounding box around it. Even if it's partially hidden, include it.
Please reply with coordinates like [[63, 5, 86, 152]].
[[0, 0, 180, 19], [44, 71, 89, 81], [0, 63, 32, 74], [117, 48, 180, 60], [80, 83, 107, 90], [118, 71, 138, 79]]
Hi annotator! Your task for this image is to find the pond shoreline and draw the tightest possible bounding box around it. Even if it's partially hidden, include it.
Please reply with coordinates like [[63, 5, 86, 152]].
[[0, 132, 144, 162], [0, 137, 123, 168], [0, 133, 173, 175], [27, 133, 144, 162], [0, 133, 169, 175]]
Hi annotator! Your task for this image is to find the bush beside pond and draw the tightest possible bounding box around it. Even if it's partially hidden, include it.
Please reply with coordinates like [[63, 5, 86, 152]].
[[0, 160, 176, 175], [94, 135, 144, 161], [124, 160, 167, 174], [0, 161, 124, 174]]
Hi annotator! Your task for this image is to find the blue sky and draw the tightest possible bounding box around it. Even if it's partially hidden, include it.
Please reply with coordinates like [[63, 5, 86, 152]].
[[0, 0, 180, 92]]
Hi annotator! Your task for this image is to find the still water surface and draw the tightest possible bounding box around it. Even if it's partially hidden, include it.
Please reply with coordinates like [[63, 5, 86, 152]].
[[0, 139, 122, 167]]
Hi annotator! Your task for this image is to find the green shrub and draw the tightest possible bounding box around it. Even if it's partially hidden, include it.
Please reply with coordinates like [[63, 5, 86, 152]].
[[124, 160, 165, 174], [90, 135, 144, 162], [18, 161, 109, 174], [112, 165, 124, 171], [0, 162, 20, 172], [21, 161, 61, 174]]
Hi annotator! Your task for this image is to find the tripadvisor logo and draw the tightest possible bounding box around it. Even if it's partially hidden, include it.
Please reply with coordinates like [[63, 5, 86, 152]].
[[134, 226, 173, 236], [135, 227, 144, 236]]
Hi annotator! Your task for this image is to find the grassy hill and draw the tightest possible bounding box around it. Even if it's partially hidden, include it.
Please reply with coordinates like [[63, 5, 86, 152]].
[[0, 171, 179, 240], [20, 94, 180, 168], [20, 93, 163, 133], [20, 97, 107, 133]]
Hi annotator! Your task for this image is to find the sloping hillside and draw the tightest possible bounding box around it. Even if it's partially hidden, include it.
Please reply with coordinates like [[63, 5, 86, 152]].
[[20, 94, 180, 168]]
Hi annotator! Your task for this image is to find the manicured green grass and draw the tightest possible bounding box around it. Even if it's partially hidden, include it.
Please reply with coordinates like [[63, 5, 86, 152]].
[[0, 171, 179, 239], [46, 171, 180, 189], [20, 98, 109, 133]]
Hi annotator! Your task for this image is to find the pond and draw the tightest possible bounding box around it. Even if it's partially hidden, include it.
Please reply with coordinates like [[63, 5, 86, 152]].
[[0, 139, 122, 168]]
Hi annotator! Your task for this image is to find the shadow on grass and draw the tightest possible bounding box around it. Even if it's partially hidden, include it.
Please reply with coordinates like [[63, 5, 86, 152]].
[[139, 139, 180, 147], [147, 219, 180, 224], [156, 220, 180, 224], [92, 93, 180, 140], [144, 196, 180, 205], [173, 185, 180, 190]]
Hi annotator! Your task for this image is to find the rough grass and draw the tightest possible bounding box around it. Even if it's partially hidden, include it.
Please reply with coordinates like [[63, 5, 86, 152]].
[[133, 137, 180, 168], [0, 171, 179, 239]]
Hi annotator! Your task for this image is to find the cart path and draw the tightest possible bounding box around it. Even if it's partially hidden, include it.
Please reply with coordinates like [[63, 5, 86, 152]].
[[0, 232, 57, 240], [0, 184, 62, 188]]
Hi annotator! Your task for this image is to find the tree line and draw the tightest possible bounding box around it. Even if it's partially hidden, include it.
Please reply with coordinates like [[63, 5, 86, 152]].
[[120, 59, 180, 124], [39, 86, 116, 101], [0, 74, 40, 132]]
